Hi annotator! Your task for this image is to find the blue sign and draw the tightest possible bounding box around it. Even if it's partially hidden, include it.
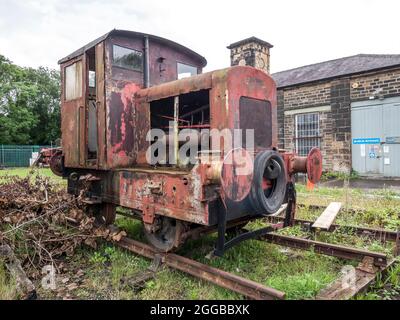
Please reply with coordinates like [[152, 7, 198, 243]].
[[352, 138, 381, 145]]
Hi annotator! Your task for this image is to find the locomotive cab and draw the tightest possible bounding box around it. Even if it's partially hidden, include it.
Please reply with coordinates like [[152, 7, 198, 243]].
[[54, 30, 323, 253], [57, 29, 206, 170]]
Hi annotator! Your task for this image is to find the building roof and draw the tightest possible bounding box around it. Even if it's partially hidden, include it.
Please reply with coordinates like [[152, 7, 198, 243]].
[[272, 54, 400, 88], [58, 29, 207, 67], [227, 36, 273, 49]]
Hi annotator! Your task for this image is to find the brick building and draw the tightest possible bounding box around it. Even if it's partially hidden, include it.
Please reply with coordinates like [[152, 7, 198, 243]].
[[228, 38, 400, 176]]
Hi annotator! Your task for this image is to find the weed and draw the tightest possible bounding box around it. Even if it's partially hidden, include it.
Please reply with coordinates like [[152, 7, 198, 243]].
[[0, 261, 17, 300]]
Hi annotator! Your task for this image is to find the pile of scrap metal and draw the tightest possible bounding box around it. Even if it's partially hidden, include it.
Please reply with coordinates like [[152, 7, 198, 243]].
[[31, 147, 62, 168]]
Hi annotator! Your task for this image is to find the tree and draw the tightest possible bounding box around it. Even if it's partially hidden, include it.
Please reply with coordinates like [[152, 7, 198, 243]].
[[0, 54, 60, 145], [0, 55, 38, 144], [25, 67, 61, 145]]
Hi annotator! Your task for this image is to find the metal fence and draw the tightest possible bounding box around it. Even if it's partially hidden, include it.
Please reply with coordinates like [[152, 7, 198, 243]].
[[0, 145, 50, 168]]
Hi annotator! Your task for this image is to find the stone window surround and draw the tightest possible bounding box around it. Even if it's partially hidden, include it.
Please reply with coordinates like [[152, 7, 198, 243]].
[[284, 105, 331, 116]]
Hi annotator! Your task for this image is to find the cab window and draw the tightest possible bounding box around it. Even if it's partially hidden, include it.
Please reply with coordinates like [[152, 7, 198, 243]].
[[177, 62, 197, 79], [112, 45, 143, 71], [65, 61, 83, 101]]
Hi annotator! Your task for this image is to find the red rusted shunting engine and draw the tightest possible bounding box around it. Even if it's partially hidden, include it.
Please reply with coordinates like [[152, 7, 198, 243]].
[[52, 30, 322, 254]]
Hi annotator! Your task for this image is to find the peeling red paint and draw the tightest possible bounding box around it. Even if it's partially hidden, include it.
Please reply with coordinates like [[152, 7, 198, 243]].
[[108, 83, 141, 167]]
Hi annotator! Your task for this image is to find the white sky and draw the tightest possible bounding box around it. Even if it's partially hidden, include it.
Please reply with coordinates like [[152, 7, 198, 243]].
[[0, 0, 399, 74]]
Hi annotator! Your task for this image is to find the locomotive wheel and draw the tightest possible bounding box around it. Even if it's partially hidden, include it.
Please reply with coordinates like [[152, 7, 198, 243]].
[[49, 150, 64, 177], [249, 150, 287, 215], [143, 217, 183, 252]]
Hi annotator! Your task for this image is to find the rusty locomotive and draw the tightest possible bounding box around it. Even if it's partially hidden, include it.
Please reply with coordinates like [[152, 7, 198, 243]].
[[51, 29, 322, 254]]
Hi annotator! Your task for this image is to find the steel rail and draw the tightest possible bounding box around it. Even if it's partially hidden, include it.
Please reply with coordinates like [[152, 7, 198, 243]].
[[267, 216, 399, 242], [261, 233, 388, 267], [115, 236, 285, 300]]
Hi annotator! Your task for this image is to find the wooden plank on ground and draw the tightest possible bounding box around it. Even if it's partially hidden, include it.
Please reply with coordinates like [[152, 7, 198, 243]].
[[312, 202, 342, 230], [316, 268, 375, 300], [317, 257, 395, 300]]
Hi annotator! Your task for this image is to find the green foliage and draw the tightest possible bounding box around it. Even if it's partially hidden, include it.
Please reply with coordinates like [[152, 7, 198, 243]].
[[321, 169, 359, 181], [89, 251, 108, 265], [0, 54, 60, 145], [0, 261, 17, 299]]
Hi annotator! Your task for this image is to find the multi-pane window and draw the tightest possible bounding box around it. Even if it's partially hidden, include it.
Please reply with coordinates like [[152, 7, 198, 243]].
[[112, 45, 143, 71], [177, 62, 197, 79], [295, 113, 320, 156], [65, 61, 83, 101]]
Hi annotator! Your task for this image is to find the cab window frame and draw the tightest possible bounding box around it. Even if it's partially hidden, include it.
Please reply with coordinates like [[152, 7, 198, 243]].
[[64, 60, 83, 101], [177, 61, 198, 79], [112, 44, 143, 72]]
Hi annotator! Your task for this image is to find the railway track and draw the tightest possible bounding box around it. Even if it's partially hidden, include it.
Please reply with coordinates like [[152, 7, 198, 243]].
[[106, 215, 399, 300], [114, 236, 286, 300], [100, 200, 400, 300]]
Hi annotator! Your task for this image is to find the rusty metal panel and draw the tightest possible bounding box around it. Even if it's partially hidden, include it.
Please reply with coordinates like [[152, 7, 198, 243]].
[[104, 38, 142, 169], [78, 55, 88, 167], [106, 83, 140, 168], [226, 66, 278, 149], [109, 168, 209, 225], [96, 42, 107, 169], [209, 69, 230, 135], [135, 71, 213, 102], [133, 101, 150, 165], [239, 97, 272, 148]]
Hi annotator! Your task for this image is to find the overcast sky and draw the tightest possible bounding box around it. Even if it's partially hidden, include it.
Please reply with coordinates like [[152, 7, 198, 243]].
[[0, 0, 399, 74]]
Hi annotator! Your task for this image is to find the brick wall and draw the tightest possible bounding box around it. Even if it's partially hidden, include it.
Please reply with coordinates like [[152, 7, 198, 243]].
[[283, 82, 331, 109], [278, 80, 351, 172], [330, 79, 351, 172], [230, 42, 271, 74], [277, 90, 285, 149], [350, 68, 400, 101], [277, 67, 400, 173]]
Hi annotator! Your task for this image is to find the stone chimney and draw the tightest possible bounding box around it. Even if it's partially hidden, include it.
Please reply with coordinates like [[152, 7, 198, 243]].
[[227, 37, 273, 74]]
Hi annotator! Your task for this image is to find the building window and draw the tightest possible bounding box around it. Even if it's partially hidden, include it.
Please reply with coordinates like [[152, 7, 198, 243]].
[[295, 112, 320, 156], [177, 62, 197, 79], [112, 45, 143, 71], [65, 61, 83, 101]]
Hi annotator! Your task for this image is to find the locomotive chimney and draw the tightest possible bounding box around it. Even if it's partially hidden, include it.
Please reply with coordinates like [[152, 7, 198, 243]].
[[227, 37, 273, 74]]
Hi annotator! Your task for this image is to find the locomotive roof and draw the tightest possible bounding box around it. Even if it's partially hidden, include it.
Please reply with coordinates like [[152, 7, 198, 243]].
[[58, 29, 207, 67]]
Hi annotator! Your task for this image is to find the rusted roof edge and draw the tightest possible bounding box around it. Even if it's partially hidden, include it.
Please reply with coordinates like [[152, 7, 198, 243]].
[[58, 29, 207, 67]]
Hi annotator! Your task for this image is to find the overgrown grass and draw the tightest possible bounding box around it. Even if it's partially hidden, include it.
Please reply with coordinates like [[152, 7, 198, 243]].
[[0, 261, 17, 300], [321, 170, 360, 182], [296, 183, 400, 230], [0, 167, 64, 185], [1, 168, 399, 300], [111, 217, 341, 300]]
